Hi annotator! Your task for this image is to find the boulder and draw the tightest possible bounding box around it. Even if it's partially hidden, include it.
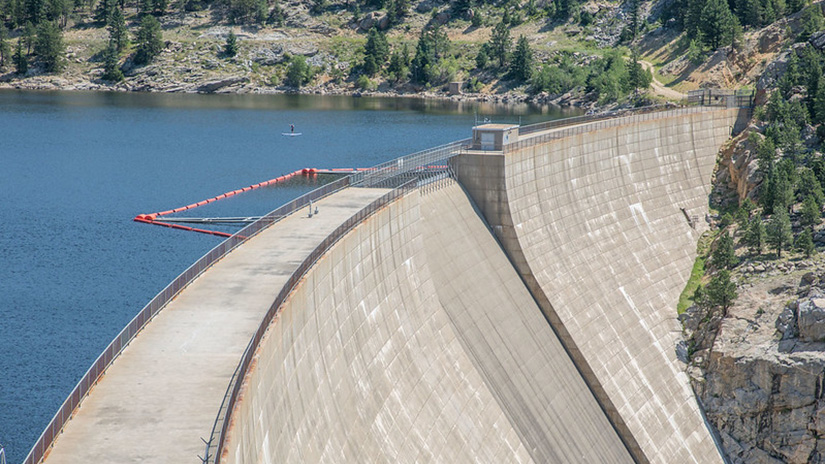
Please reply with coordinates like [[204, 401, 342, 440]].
[[197, 77, 249, 93], [251, 45, 285, 65], [776, 302, 798, 339], [810, 30, 825, 51], [359, 12, 377, 30], [435, 11, 450, 24], [797, 297, 825, 342]]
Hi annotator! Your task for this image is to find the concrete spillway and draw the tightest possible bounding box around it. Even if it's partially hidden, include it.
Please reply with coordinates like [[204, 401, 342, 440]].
[[35, 106, 744, 464]]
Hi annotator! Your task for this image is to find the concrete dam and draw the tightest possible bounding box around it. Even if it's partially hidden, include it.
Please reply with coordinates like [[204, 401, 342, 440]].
[[27, 105, 746, 464]]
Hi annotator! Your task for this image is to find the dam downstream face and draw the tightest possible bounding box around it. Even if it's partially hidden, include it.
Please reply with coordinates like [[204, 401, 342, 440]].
[[223, 108, 743, 463], [0, 90, 569, 463]]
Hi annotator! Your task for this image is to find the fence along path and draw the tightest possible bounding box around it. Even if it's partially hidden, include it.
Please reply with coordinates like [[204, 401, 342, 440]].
[[23, 177, 351, 464]]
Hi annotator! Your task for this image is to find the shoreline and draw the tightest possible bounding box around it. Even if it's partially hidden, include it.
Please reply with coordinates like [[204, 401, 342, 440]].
[[0, 72, 600, 110]]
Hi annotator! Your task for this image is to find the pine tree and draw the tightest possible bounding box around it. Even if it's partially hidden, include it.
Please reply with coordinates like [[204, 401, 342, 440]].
[[0, 24, 10, 69], [628, 50, 652, 91], [363, 27, 389, 76], [508, 35, 532, 82], [101, 40, 123, 81], [387, 49, 407, 82], [772, 172, 794, 214], [475, 43, 488, 69], [743, 216, 766, 255], [814, 77, 825, 125], [410, 28, 433, 84], [767, 209, 792, 258], [713, 230, 738, 269], [34, 20, 64, 72], [452, 0, 472, 15], [706, 270, 737, 314], [796, 229, 815, 258], [224, 30, 238, 57], [700, 0, 737, 49], [107, 6, 129, 52], [798, 168, 824, 207], [489, 20, 510, 68], [134, 14, 163, 65], [23, 21, 34, 53], [13, 38, 27, 74], [802, 194, 821, 229], [95, 0, 115, 23]]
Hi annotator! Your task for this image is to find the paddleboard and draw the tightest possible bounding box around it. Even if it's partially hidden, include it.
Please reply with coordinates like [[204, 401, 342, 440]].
[[282, 132, 303, 136]]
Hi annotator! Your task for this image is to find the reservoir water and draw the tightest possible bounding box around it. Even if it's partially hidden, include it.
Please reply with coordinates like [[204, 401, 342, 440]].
[[0, 90, 571, 462]]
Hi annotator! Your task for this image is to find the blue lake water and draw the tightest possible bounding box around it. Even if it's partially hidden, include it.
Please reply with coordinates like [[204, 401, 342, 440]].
[[0, 90, 572, 462]]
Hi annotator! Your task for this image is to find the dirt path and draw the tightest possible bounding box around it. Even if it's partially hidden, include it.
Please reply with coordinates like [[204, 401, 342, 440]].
[[640, 60, 687, 101]]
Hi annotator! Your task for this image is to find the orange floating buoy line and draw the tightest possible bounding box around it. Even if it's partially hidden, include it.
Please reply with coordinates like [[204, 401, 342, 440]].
[[133, 168, 320, 237]]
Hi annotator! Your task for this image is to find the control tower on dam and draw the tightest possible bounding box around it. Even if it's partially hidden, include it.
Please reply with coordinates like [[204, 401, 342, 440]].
[[27, 103, 750, 464]]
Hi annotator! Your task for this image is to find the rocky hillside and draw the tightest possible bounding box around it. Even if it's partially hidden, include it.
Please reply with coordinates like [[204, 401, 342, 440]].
[[681, 29, 825, 462], [0, 0, 820, 107]]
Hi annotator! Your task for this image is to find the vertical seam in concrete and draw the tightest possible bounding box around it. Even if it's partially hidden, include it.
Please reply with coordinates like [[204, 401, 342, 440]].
[[452, 170, 650, 464]]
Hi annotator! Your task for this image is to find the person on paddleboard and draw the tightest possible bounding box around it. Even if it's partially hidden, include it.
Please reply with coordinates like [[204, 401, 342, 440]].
[[290, 124, 294, 133]]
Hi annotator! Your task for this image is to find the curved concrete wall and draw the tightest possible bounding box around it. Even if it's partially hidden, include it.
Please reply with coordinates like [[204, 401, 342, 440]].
[[454, 108, 741, 463], [223, 183, 634, 463]]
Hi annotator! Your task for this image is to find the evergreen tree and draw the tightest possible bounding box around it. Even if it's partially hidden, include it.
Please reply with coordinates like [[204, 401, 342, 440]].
[[706, 270, 737, 314], [23, 21, 34, 53], [802, 194, 821, 229], [387, 49, 408, 82], [700, 0, 737, 49], [475, 43, 488, 69], [34, 20, 64, 72], [798, 168, 824, 207], [363, 27, 389, 76], [626, 0, 640, 40], [133, 15, 163, 65], [814, 76, 825, 125], [95, 0, 115, 23], [773, 172, 794, 213], [508, 35, 532, 82], [767, 209, 792, 258], [628, 50, 652, 91], [796, 228, 815, 257], [743, 216, 766, 255], [13, 38, 27, 74], [798, 5, 823, 41], [713, 230, 738, 269], [0, 24, 10, 69], [101, 40, 123, 81], [107, 6, 129, 52], [452, 0, 472, 15], [409, 26, 449, 84], [224, 30, 238, 57], [410, 28, 433, 84], [489, 20, 510, 68]]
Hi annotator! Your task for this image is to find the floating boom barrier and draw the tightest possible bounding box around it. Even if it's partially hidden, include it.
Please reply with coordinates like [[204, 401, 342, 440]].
[[133, 165, 446, 237]]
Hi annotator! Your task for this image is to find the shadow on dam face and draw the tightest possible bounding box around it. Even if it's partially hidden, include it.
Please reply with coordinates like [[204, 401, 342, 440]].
[[221, 107, 743, 463]]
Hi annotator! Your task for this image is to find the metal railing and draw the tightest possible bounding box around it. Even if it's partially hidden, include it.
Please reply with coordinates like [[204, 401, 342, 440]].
[[350, 139, 470, 188], [203, 179, 417, 464], [687, 89, 754, 108], [517, 104, 675, 137], [22, 176, 351, 464], [502, 105, 733, 154]]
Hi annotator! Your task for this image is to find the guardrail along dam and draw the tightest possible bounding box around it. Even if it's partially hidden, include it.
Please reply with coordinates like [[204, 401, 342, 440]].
[[27, 104, 750, 464]]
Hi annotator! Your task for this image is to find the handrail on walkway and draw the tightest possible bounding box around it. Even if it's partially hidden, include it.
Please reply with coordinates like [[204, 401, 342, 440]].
[[21, 176, 351, 464], [202, 179, 418, 464]]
